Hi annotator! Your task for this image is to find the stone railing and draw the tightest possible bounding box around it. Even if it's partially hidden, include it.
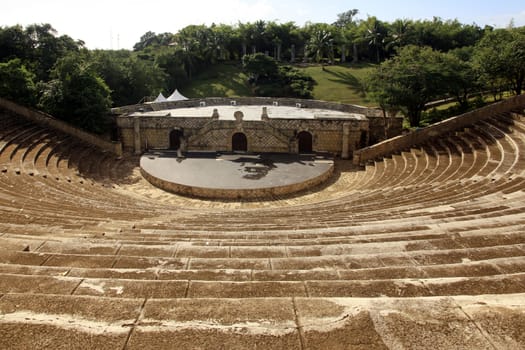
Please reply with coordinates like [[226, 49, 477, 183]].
[[111, 97, 384, 118], [0, 98, 122, 156], [352, 94, 525, 165]]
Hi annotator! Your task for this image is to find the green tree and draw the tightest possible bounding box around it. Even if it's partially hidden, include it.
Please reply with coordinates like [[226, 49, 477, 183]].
[[38, 53, 112, 133], [333, 9, 360, 63], [0, 24, 82, 82], [243, 53, 315, 98], [0, 25, 32, 62], [367, 45, 451, 127], [278, 65, 316, 98], [0, 58, 37, 106], [243, 53, 279, 83], [306, 23, 335, 64], [384, 19, 414, 57], [209, 24, 237, 61], [474, 28, 525, 95], [92, 50, 168, 106], [133, 31, 173, 51], [362, 16, 388, 63], [91, 50, 132, 106], [444, 47, 479, 108], [154, 47, 189, 93], [25, 24, 83, 81], [410, 18, 483, 52]]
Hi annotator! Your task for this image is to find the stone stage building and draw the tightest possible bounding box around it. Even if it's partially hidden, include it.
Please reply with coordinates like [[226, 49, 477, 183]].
[[114, 97, 403, 158]]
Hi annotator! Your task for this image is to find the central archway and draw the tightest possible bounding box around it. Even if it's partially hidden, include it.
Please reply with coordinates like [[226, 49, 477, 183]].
[[297, 131, 313, 153], [232, 132, 248, 152], [169, 129, 183, 150]]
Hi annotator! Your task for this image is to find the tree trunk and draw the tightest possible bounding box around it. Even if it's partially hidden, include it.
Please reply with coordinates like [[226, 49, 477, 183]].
[[352, 43, 358, 63], [341, 44, 346, 63], [408, 108, 422, 127], [303, 46, 308, 63], [515, 74, 523, 95]]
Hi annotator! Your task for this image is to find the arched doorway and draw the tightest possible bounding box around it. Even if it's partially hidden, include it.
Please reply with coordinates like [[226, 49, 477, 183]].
[[297, 131, 313, 153], [360, 131, 368, 148], [232, 132, 248, 152], [169, 129, 183, 150]]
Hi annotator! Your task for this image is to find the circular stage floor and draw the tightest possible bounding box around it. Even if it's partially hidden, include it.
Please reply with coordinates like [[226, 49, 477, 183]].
[[140, 152, 334, 199]]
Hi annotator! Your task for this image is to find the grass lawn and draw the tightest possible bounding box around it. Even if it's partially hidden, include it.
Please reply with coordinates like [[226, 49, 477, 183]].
[[183, 62, 253, 98], [300, 63, 377, 106], [183, 61, 378, 106]]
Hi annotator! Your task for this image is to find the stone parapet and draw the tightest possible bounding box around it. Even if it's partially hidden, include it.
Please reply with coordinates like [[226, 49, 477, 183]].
[[112, 97, 384, 118], [353, 94, 525, 165]]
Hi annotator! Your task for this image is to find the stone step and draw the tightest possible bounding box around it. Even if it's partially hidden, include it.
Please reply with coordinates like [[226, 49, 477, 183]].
[[0, 293, 523, 349], [1, 272, 524, 299], [1, 254, 523, 282]]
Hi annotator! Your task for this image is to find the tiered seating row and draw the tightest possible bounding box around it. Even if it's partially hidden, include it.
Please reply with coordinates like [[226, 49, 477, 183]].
[[0, 108, 524, 348], [0, 293, 523, 349]]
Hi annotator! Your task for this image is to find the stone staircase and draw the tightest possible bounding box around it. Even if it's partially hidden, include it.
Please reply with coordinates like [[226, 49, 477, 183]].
[[0, 107, 524, 349]]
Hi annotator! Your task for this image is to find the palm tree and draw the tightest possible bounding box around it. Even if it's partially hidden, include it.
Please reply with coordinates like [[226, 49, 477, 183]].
[[385, 19, 412, 56], [363, 17, 386, 63], [333, 9, 359, 63], [308, 28, 334, 64]]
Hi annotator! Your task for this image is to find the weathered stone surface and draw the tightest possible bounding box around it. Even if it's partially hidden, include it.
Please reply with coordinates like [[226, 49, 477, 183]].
[[128, 298, 301, 350], [0, 294, 141, 350], [116, 98, 387, 156]]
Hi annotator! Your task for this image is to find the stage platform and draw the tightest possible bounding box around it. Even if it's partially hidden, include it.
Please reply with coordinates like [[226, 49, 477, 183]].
[[140, 151, 334, 199]]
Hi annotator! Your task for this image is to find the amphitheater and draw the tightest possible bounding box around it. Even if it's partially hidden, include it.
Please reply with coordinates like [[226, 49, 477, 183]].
[[0, 95, 524, 349]]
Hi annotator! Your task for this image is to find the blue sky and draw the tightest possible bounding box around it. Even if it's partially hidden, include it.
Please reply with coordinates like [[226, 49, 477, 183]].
[[2, 0, 524, 49]]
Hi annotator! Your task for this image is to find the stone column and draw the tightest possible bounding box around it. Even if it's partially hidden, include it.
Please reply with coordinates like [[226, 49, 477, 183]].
[[342, 123, 350, 159], [133, 116, 141, 155], [261, 107, 269, 121]]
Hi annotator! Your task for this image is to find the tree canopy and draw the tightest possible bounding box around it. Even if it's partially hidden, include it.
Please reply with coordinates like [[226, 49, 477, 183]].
[[0, 14, 523, 133], [243, 53, 315, 98], [0, 58, 37, 106], [368, 46, 460, 127], [474, 28, 525, 95], [38, 53, 112, 133]]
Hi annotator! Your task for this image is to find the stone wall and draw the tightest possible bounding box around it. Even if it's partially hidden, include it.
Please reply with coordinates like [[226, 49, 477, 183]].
[[115, 97, 403, 157], [117, 114, 370, 157], [367, 115, 404, 144], [353, 94, 525, 165]]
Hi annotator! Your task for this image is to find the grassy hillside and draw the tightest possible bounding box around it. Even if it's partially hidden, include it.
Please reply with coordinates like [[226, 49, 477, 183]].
[[182, 62, 377, 106], [183, 62, 252, 98], [301, 64, 376, 106]]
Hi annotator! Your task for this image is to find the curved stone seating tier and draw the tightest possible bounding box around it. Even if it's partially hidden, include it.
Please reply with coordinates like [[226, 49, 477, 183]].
[[0, 108, 524, 348]]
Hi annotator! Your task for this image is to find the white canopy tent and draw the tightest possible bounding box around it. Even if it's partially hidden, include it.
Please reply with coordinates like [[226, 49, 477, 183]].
[[153, 92, 167, 103], [166, 89, 189, 101]]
